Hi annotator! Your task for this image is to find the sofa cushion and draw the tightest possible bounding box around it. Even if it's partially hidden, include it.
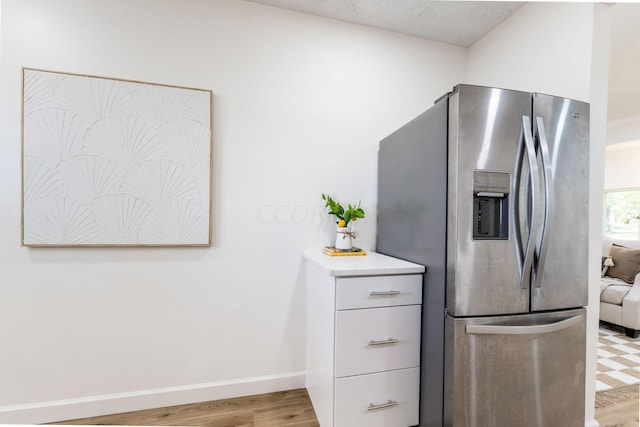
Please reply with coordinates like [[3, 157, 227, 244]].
[[602, 237, 640, 256], [600, 275, 632, 305], [606, 244, 640, 284]]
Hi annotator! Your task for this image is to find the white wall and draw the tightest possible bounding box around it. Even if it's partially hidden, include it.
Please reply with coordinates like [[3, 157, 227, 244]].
[[608, 116, 640, 145], [467, 4, 608, 426], [467, 3, 593, 102], [588, 5, 612, 427], [605, 141, 640, 190], [0, 0, 466, 422]]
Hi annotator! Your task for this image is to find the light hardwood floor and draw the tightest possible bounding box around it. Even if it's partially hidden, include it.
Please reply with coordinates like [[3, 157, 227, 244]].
[[595, 384, 639, 427], [50, 389, 319, 426], [50, 385, 638, 426]]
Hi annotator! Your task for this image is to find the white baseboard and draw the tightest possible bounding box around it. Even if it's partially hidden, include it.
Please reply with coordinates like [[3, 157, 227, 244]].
[[585, 419, 600, 427], [0, 371, 306, 425]]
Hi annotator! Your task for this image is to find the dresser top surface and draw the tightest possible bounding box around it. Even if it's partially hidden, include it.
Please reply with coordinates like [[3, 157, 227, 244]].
[[303, 249, 425, 277]]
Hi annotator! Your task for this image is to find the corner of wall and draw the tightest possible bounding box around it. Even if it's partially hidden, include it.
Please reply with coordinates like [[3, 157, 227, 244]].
[[0, 372, 306, 424], [585, 3, 612, 425]]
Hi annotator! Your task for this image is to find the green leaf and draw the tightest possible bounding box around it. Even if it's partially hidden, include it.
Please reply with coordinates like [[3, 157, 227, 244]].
[[321, 193, 365, 225]]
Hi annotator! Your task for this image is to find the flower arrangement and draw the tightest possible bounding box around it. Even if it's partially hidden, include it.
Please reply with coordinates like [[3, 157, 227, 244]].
[[321, 193, 365, 227]]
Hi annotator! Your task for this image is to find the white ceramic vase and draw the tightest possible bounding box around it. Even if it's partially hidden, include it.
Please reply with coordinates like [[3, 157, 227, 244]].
[[335, 226, 352, 250]]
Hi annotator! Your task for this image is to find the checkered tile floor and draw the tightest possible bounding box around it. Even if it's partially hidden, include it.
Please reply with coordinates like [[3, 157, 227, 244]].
[[597, 324, 640, 391]]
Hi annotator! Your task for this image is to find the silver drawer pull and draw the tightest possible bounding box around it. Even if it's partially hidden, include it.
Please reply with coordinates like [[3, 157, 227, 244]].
[[367, 400, 398, 411], [369, 290, 401, 296], [367, 338, 399, 346]]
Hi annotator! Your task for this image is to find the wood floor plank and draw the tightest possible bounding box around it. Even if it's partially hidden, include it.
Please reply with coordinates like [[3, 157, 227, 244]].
[[51, 383, 638, 426], [253, 402, 318, 427], [594, 384, 639, 427], [50, 389, 318, 426]]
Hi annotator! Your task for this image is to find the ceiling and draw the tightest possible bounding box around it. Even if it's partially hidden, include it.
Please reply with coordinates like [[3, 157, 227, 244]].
[[245, 0, 524, 47], [247, 0, 640, 124]]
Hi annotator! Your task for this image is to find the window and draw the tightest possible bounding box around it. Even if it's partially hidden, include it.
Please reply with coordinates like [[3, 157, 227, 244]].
[[603, 189, 640, 239]]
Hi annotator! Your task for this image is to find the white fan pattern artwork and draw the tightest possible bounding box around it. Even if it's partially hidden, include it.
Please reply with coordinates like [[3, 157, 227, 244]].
[[22, 69, 212, 246]]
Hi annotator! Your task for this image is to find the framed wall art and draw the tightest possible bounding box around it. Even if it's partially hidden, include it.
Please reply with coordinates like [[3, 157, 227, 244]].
[[21, 68, 213, 247]]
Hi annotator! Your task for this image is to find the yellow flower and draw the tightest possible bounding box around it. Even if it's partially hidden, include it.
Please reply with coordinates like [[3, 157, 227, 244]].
[[338, 220, 346, 227]]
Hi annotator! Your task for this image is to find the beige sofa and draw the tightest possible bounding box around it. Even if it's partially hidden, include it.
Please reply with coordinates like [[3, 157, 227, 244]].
[[600, 237, 640, 338]]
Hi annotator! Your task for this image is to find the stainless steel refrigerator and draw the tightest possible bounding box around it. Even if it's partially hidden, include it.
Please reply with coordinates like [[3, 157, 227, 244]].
[[377, 84, 589, 427]]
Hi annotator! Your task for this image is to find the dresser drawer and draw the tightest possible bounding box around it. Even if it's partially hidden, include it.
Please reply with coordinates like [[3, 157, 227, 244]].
[[334, 367, 419, 427], [336, 274, 422, 310], [335, 305, 421, 378]]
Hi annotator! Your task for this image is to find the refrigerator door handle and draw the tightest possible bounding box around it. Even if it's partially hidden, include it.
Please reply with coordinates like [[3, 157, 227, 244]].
[[534, 117, 553, 289], [465, 315, 581, 335], [513, 122, 525, 284], [515, 115, 539, 290]]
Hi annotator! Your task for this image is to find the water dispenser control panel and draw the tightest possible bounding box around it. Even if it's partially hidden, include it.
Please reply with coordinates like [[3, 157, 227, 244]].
[[473, 171, 510, 240]]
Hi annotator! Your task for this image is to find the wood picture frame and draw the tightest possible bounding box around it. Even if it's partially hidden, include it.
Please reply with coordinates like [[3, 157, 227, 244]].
[[21, 68, 213, 247]]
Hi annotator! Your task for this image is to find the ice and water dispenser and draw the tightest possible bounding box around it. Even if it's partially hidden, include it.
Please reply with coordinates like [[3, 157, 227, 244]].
[[473, 171, 510, 240]]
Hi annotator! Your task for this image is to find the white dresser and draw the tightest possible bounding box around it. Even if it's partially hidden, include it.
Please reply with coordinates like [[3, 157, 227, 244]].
[[303, 250, 425, 427]]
